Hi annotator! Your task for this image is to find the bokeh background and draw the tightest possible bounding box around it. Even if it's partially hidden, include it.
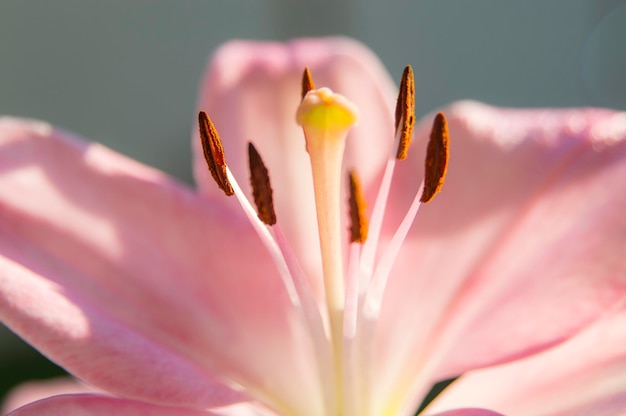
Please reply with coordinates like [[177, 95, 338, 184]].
[[1, 0, 625, 403]]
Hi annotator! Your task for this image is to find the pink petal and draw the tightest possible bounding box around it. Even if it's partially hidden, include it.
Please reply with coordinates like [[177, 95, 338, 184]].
[[374, 102, 626, 404], [549, 392, 626, 416], [428, 410, 504, 416], [2, 377, 94, 414], [7, 394, 230, 416], [194, 37, 397, 296], [428, 306, 626, 415], [0, 117, 323, 413]]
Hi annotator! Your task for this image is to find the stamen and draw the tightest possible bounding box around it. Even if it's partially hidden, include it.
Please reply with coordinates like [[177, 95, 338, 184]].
[[247, 142, 277, 225], [348, 171, 368, 243], [271, 224, 336, 414], [198, 111, 234, 196], [420, 112, 449, 203], [360, 66, 415, 288], [301, 67, 316, 100], [394, 66, 415, 160], [199, 107, 336, 413], [362, 113, 450, 321], [343, 172, 367, 380], [344, 172, 368, 416], [244, 141, 333, 411]]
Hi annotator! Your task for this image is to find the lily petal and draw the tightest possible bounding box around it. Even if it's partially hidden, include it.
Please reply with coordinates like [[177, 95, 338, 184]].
[[2, 377, 94, 414], [546, 392, 626, 416], [0, 117, 322, 413], [375, 102, 626, 408], [8, 394, 227, 416], [194, 37, 396, 296], [428, 410, 504, 416], [427, 306, 626, 415]]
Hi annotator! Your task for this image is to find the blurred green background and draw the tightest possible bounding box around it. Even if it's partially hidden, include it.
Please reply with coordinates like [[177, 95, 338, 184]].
[[1, 0, 625, 403]]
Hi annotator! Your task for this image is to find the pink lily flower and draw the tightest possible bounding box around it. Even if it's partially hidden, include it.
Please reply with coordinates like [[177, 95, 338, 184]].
[[0, 37, 625, 416]]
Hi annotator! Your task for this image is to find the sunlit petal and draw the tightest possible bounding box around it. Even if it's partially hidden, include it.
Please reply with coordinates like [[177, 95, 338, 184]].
[[0, 117, 321, 413]]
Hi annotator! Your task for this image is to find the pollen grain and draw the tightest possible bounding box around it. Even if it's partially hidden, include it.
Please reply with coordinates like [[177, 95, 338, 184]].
[[198, 111, 234, 196], [348, 171, 369, 243], [301, 67, 316, 100], [248, 142, 277, 225], [395, 65, 416, 160], [421, 112, 449, 203]]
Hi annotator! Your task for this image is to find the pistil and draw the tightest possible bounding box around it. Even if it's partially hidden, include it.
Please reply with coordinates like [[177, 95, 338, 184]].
[[296, 87, 359, 329], [297, 84, 359, 415]]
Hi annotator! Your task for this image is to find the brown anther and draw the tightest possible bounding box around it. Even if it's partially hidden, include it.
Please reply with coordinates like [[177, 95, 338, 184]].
[[395, 65, 416, 160], [248, 142, 277, 225], [421, 112, 449, 203], [348, 171, 369, 243], [301, 67, 316, 100], [198, 111, 234, 196]]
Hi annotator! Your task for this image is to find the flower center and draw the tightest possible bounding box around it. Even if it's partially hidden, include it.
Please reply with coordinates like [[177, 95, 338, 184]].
[[198, 65, 449, 416]]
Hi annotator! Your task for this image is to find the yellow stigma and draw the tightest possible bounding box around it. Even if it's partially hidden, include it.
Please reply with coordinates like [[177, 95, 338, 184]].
[[296, 87, 359, 151]]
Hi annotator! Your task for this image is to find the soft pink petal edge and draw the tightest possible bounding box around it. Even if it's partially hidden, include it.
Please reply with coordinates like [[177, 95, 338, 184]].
[[428, 410, 504, 416], [2, 377, 94, 414], [427, 305, 626, 416], [7, 394, 268, 416]]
